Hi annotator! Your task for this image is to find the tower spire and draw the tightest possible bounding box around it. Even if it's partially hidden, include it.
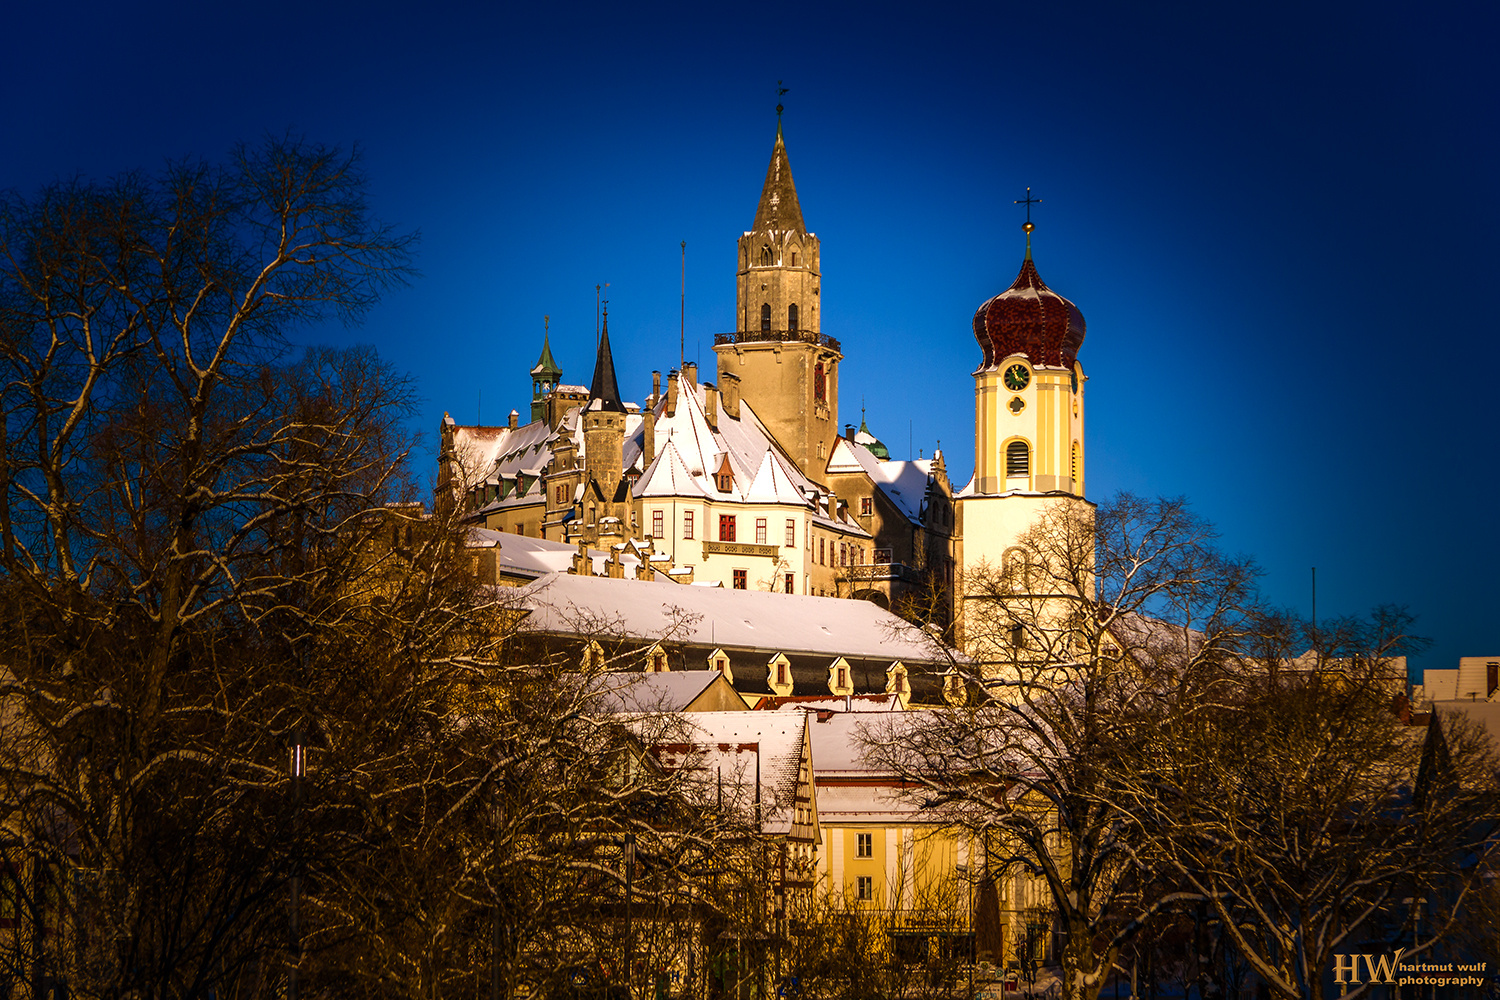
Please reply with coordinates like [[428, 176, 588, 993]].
[[751, 113, 806, 235], [589, 306, 625, 413]]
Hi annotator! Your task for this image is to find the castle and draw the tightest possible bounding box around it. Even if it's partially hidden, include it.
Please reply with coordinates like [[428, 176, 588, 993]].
[[438, 115, 1090, 636]]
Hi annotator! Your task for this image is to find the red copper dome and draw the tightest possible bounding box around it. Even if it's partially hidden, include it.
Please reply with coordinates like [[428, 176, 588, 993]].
[[972, 255, 1086, 370]]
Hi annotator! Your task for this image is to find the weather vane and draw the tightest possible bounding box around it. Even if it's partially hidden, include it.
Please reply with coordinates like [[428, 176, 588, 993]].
[[777, 80, 789, 120]]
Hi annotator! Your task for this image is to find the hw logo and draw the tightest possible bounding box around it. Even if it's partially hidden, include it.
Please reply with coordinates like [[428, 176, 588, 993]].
[[1334, 949, 1406, 985]]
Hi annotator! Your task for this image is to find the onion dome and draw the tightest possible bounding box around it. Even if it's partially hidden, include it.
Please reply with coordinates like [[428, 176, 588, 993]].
[[972, 234, 1086, 370], [854, 413, 889, 461]]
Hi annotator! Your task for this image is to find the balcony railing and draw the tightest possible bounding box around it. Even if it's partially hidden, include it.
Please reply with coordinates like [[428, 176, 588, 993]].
[[839, 562, 928, 586], [702, 540, 781, 558], [713, 329, 842, 353]]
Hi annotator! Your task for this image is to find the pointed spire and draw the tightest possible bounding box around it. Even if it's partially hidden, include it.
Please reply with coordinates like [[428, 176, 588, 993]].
[[750, 123, 807, 236], [531, 316, 562, 379], [588, 308, 625, 413]]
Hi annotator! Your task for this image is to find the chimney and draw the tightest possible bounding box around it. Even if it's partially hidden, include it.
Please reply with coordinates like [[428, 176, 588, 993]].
[[643, 407, 656, 467], [683, 360, 698, 387], [845, 423, 856, 438], [827, 489, 838, 520], [650, 370, 662, 409], [508, 409, 519, 430], [705, 383, 718, 430], [666, 370, 680, 417], [722, 371, 741, 419]]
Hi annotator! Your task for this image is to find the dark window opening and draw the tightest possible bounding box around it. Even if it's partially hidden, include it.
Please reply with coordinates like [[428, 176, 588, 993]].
[[761, 303, 771, 331], [814, 361, 826, 402], [1006, 440, 1030, 476], [788, 303, 798, 331], [733, 570, 747, 590]]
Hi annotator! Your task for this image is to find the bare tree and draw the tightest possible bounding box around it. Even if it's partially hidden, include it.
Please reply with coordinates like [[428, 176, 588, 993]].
[[0, 136, 420, 999], [1113, 609, 1500, 1000], [868, 494, 1260, 1000]]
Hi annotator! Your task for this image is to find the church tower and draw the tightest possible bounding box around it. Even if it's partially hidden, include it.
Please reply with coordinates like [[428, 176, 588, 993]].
[[955, 215, 1090, 656], [582, 310, 630, 541], [713, 118, 841, 483]]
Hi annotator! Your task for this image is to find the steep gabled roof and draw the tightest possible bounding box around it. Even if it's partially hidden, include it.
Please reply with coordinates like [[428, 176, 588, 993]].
[[743, 449, 808, 505], [635, 438, 714, 499], [828, 437, 938, 526]]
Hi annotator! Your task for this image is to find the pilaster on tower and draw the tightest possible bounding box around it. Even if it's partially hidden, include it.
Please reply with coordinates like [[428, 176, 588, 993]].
[[714, 119, 840, 485]]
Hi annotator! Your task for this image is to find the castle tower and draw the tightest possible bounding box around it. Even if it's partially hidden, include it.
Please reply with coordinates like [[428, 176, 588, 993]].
[[955, 216, 1090, 658], [713, 118, 841, 483], [582, 309, 630, 540], [531, 322, 563, 424]]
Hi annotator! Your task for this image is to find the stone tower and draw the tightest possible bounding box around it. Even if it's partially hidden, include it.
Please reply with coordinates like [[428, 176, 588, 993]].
[[582, 310, 630, 541], [713, 119, 841, 484]]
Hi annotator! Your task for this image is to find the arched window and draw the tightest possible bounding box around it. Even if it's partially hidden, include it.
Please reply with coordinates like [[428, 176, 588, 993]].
[[761, 303, 771, 331], [1006, 440, 1030, 476], [788, 303, 798, 331], [759, 245, 771, 266]]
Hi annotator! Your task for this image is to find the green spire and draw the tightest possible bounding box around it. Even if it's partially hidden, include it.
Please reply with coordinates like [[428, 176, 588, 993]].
[[530, 317, 562, 424]]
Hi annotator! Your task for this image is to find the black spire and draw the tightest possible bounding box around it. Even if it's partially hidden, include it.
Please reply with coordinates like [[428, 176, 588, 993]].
[[589, 308, 625, 413]]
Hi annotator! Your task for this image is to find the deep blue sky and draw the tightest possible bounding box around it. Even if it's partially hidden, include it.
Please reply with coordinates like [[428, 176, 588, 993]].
[[7, 1, 1496, 679]]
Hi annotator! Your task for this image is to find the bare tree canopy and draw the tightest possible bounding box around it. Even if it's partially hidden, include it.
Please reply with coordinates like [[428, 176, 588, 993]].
[[869, 494, 1500, 1000]]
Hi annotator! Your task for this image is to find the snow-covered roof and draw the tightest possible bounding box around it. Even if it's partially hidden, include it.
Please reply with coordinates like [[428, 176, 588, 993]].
[[577, 671, 747, 713], [827, 438, 938, 525], [629, 373, 869, 537], [803, 711, 932, 775], [451, 408, 642, 493], [515, 571, 950, 663], [467, 528, 641, 579], [655, 712, 810, 835]]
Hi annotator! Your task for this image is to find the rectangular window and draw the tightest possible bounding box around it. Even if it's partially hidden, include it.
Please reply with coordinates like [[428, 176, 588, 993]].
[[856, 833, 873, 858], [784, 572, 794, 594], [860, 496, 872, 516], [785, 519, 796, 547], [652, 509, 664, 538], [733, 570, 747, 590], [719, 515, 736, 542], [777, 662, 787, 685], [819, 538, 825, 565], [755, 518, 767, 544], [683, 511, 694, 539], [856, 876, 874, 901]]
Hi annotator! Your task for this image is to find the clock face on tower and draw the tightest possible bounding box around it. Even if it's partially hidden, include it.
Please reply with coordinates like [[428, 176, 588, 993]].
[[1004, 364, 1030, 391]]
